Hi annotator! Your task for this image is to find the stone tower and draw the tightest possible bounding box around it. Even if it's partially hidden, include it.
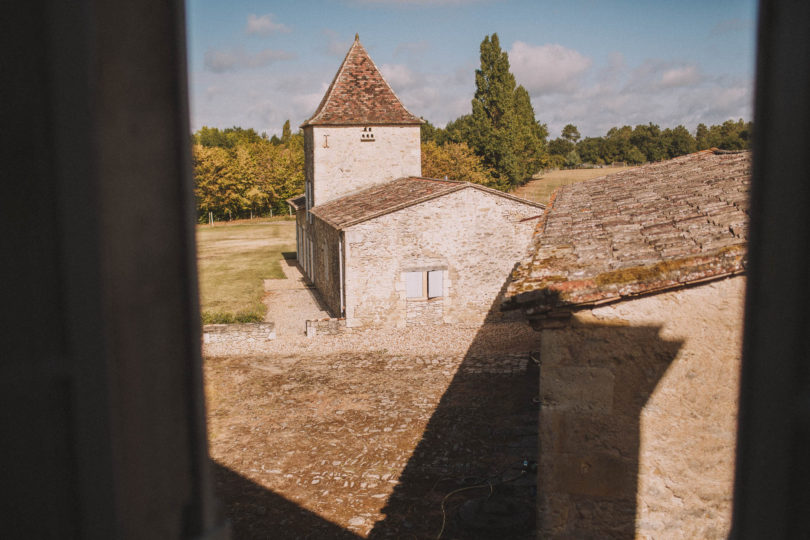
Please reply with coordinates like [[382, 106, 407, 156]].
[[300, 35, 422, 211]]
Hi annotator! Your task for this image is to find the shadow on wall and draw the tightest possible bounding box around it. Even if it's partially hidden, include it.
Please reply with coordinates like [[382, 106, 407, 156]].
[[368, 294, 684, 538], [535, 319, 683, 539], [482, 262, 525, 324], [212, 462, 361, 539]]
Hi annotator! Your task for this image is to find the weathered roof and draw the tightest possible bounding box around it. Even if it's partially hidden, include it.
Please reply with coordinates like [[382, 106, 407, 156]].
[[503, 150, 751, 315], [287, 194, 305, 210], [310, 176, 544, 230], [300, 35, 422, 127]]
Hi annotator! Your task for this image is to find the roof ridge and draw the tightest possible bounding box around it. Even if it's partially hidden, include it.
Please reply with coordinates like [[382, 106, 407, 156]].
[[310, 176, 544, 229]]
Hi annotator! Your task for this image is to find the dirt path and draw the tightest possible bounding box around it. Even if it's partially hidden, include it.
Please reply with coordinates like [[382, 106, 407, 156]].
[[263, 258, 330, 337]]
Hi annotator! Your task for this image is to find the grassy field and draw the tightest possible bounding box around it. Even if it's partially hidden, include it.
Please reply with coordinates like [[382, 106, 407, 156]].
[[512, 166, 636, 204], [196, 218, 296, 323]]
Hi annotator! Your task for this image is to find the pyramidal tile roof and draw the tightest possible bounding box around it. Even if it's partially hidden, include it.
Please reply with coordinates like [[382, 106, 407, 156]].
[[301, 35, 422, 127]]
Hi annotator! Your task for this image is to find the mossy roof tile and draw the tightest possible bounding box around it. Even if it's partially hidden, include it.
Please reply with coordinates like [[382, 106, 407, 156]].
[[504, 150, 752, 314]]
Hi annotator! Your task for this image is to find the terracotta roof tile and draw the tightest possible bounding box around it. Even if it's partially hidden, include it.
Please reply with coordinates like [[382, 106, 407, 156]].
[[301, 36, 422, 127], [503, 150, 751, 314], [310, 176, 544, 229]]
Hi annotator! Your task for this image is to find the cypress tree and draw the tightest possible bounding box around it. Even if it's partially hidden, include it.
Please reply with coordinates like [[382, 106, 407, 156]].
[[469, 34, 547, 189]]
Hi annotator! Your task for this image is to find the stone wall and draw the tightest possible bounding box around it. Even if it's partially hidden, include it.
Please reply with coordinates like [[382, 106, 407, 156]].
[[307, 214, 342, 316], [308, 125, 421, 206], [343, 187, 541, 327], [202, 323, 276, 344], [305, 317, 348, 337], [295, 208, 307, 276], [405, 297, 443, 326], [536, 276, 745, 538]]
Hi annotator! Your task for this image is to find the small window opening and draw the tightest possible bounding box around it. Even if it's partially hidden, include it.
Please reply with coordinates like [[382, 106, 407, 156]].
[[361, 126, 375, 142]]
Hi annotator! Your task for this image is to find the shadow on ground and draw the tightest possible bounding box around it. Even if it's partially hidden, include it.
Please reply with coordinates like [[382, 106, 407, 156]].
[[213, 462, 361, 539], [367, 300, 540, 539], [214, 278, 683, 538]]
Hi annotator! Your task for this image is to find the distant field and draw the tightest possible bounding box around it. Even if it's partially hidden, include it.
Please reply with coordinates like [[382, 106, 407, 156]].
[[513, 166, 635, 204], [196, 218, 295, 323]]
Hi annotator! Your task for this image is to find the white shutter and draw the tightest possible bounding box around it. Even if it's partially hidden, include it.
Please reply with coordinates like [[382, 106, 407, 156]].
[[428, 270, 443, 298], [405, 272, 423, 298]]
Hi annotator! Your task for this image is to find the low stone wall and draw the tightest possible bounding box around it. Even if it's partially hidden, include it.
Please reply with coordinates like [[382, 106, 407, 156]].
[[305, 317, 349, 337], [203, 323, 276, 344]]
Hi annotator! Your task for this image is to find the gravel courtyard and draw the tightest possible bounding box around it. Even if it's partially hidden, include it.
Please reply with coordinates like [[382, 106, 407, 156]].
[[204, 319, 541, 539]]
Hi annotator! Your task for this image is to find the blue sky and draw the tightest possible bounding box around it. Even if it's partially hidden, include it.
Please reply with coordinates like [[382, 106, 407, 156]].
[[186, 0, 758, 138]]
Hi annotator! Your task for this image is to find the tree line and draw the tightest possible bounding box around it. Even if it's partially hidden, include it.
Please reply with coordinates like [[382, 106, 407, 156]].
[[192, 33, 752, 220], [419, 33, 751, 188], [543, 119, 752, 169], [192, 121, 303, 222]]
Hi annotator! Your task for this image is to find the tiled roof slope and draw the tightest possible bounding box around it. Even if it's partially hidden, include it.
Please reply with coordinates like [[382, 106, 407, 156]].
[[286, 194, 305, 210], [301, 35, 422, 127], [503, 150, 751, 315], [310, 176, 544, 229]]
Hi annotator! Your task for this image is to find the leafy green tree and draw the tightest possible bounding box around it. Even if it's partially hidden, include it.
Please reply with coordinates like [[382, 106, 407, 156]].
[[630, 123, 667, 162], [695, 123, 710, 150], [444, 114, 476, 145], [281, 120, 292, 144], [420, 119, 449, 145], [223, 126, 263, 147], [603, 125, 634, 163], [548, 137, 575, 157], [716, 119, 750, 150], [195, 126, 230, 148], [468, 33, 548, 189], [577, 137, 605, 165], [662, 125, 697, 158], [625, 146, 646, 164], [561, 124, 581, 143], [564, 150, 582, 168]]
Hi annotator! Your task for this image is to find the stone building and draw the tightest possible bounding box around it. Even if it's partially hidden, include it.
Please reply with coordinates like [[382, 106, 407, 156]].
[[504, 149, 751, 538], [290, 36, 543, 327]]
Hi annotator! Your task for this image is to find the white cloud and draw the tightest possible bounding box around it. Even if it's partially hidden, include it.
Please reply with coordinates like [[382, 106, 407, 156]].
[[204, 47, 296, 73], [189, 69, 333, 136], [508, 42, 592, 95], [245, 14, 291, 36], [190, 35, 752, 142], [659, 65, 702, 88], [380, 63, 418, 90], [379, 62, 475, 125], [531, 65, 751, 138]]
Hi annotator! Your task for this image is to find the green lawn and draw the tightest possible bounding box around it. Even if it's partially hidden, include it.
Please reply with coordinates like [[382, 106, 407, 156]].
[[512, 166, 635, 204], [196, 218, 296, 323]]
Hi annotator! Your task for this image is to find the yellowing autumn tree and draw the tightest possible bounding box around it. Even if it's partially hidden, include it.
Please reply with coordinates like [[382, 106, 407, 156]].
[[421, 141, 498, 188]]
